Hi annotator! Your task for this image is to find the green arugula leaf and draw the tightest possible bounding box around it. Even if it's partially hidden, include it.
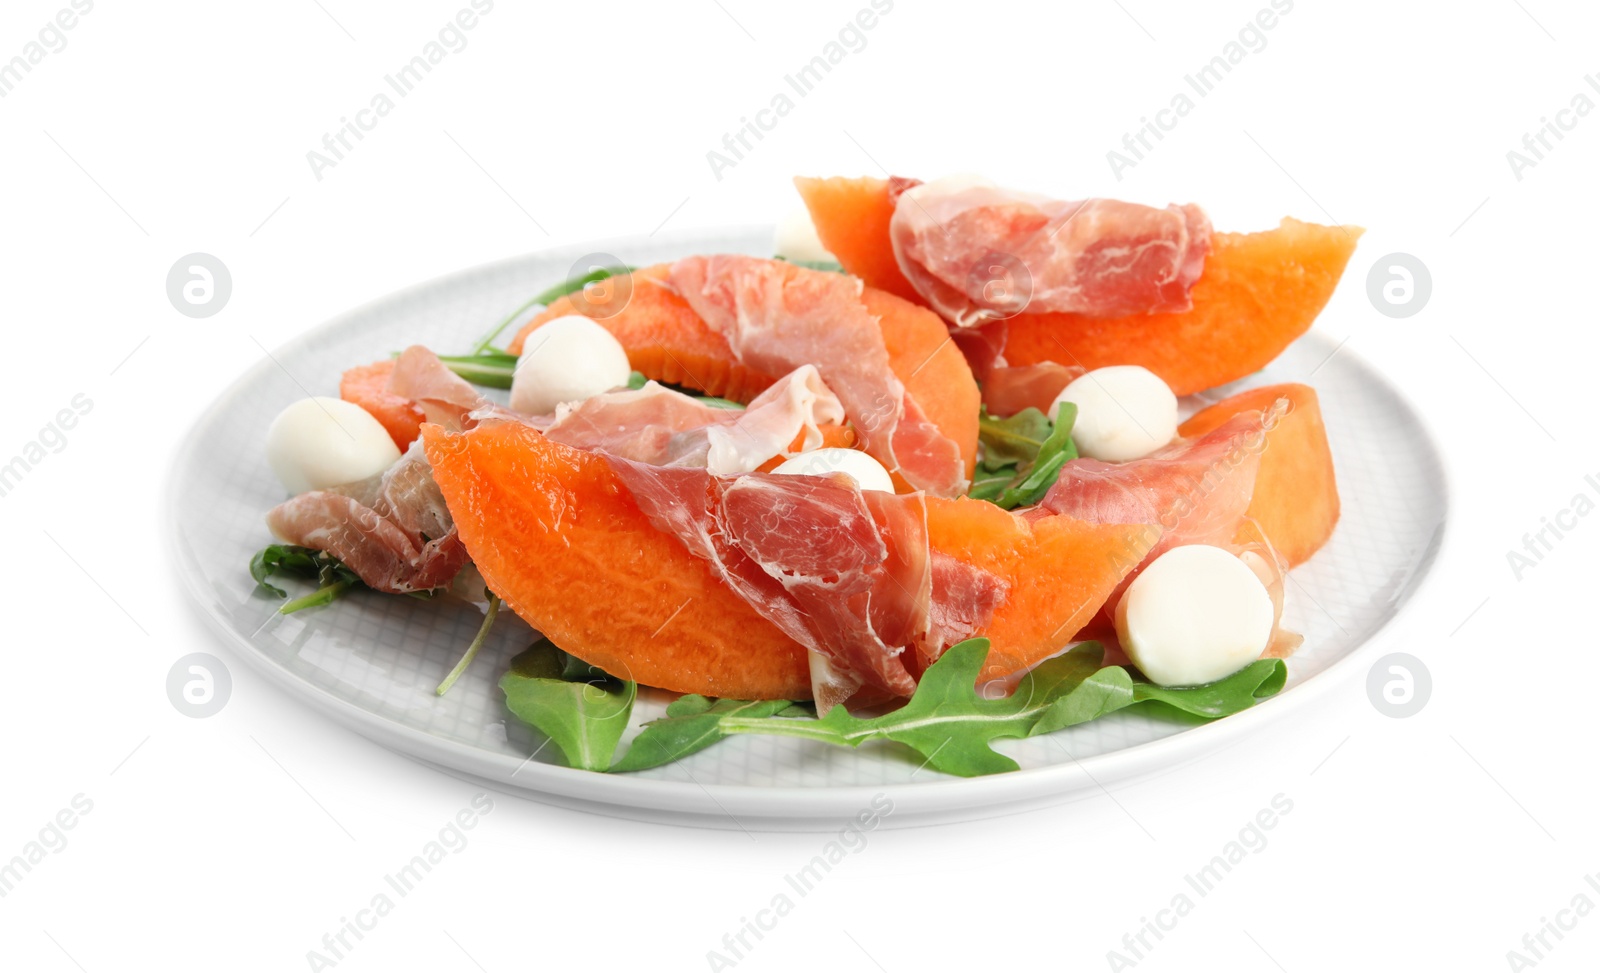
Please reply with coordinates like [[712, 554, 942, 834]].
[[611, 697, 802, 772], [718, 639, 1116, 776], [708, 640, 1285, 777], [977, 407, 1053, 466], [972, 402, 1079, 510], [500, 640, 636, 771], [249, 544, 364, 613]]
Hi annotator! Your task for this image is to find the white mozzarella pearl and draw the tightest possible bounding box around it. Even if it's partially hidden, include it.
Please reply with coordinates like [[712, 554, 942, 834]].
[[509, 315, 632, 415], [770, 447, 896, 494], [773, 207, 837, 265], [265, 397, 401, 495], [1050, 365, 1177, 462], [1115, 544, 1276, 687]]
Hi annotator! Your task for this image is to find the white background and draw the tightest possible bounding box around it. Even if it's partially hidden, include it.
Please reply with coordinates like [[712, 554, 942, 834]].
[[1, 0, 1595, 970]]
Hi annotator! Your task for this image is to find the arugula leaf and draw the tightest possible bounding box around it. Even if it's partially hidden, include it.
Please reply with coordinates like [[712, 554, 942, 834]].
[[249, 544, 364, 613], [611, 697, 803, 772], [977, 407, 1053, 466], [970, 403, 1079, 510], [709, 640, 1285, 777], [469, 265, 634, 356], [715, 639, 1101, 776], [499, 640, 636, 771]]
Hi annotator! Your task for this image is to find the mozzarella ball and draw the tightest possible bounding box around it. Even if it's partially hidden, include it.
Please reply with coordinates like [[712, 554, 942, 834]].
[[266, 397, 401, 495], [770, 448, 896, 494], [1051, 365, 1177, 462], [510, 315, 632, 415], [773, 208, 836, 265], [1115, 545, 1276, 687]]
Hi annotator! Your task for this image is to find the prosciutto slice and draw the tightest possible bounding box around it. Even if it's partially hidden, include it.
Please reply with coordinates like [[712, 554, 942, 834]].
[[890, 182, 1212, 326], [388, 345, 486, 429], [980, 362, 1084, 417], [544, 366, 844, 473], [602, 459, 933, 709], [266, 442, 470, 594], [667, 255, 968, 498]]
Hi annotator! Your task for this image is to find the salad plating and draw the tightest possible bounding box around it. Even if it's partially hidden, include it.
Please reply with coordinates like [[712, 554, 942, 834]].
[[248, 172, 1357, 777]]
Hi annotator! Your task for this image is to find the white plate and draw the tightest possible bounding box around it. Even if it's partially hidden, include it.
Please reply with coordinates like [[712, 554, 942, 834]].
[[168, 228, 1449, 831]]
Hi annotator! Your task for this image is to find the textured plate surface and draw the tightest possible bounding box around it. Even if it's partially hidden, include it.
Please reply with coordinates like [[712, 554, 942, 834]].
[[168, 229, 1448, 830]]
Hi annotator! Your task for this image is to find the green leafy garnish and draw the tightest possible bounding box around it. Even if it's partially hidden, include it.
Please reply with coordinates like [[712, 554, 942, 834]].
[[970, 403, 1078, 510], [249, 544, 364, 613], [611, 697, 808, 772], [499, 639, 636, 771], [602, 640, 1285, 777], [468, 265, 634, 356]]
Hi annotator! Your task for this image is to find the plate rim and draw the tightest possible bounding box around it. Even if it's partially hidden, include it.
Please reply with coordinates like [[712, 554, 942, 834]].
[[165, 230, 1454, 828]]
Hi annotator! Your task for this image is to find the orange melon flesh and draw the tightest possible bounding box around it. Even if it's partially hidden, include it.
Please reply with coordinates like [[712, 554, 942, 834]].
[[1004, 220, 1363, 395], [1179, 383, 1340, 567], [341, 359, 425, 450], [925, 498, 1159, 680], [424, 420, 813, 699], [424, 421, 1154, 699], [794, 175, 921, 304], [794, 174, 1362, 396], [509, 263, 981, 481]]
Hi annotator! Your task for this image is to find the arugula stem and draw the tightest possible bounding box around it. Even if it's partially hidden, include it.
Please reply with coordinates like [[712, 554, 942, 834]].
[[280, 579, 355, 614], [468, 267, 630, 355], [717, 716, 850, 744], [435, 593, 501, 696]]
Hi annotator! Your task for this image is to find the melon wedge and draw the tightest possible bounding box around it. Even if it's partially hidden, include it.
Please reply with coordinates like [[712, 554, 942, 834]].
[[795, 175, 1362, 395], [794, 175, 920, 303], [1005, 220, 1363, 395], [1179, 383, 1340, 567], [508, 263, 982, 480], [423, 421, 1154, 699]]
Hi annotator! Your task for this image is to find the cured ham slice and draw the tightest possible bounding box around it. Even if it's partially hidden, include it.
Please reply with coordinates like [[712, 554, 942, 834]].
[[266, 442, 470, 594], [890, 183, 1212, 326], [667, 255, 968, 497], [544, 366, 845, 473], [602, 458, 945, 709], [387, 345, 486, 430], [980, 362, 1084, 417]]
